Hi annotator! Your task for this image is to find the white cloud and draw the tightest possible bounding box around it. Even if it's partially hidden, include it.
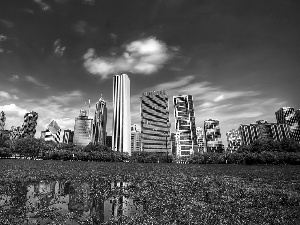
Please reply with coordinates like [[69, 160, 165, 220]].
[[53, 39, 66, 57], [33, 0, 51, 11], [8, 75, 19, 82], [83, 37, 177, 79], [0, 91, 18, 100], [25, 76, 49, 89]]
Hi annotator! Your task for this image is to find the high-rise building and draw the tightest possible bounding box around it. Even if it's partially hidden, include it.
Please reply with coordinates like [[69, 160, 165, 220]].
[[112, 74, 131, 155], [226, 129, 242, 152], [92, 96, 107, 145], [196, 127, 205, 153], [275, 107, 300, 142], [131, 124, 141, 152], [204, 119, 223, 152], [239, 120, 291, 145], [171, 133, 176, 155], [106, 136, 112, 148], [173, 95, 197, 158], [141, 90, 171, 153], [73, 110, 93, 147], [0, 111, 6, 131]]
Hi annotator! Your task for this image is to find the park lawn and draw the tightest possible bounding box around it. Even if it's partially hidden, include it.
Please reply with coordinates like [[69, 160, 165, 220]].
[[0, 159, 300, 224]]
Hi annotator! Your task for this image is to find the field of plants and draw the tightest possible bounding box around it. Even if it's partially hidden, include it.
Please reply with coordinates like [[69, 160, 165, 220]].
[[0, 159, 300, 224]]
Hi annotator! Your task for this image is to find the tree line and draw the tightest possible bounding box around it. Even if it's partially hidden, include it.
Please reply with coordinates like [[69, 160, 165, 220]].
[[0, 136, 299, 164]]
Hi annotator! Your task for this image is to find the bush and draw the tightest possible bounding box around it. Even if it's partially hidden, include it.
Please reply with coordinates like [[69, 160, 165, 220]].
[[0, 147, 12, 158]]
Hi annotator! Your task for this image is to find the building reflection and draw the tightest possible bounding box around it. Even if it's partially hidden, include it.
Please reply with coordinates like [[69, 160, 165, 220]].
[[0, 179, 142, 223]]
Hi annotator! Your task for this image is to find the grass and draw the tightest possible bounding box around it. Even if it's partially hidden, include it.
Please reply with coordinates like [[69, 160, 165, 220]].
[[0, 159, 300, 224]]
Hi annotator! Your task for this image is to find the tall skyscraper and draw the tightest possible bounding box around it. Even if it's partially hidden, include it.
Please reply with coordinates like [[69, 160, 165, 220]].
[[204, 119, 223, 152], [141, 90, 171, 153], [275, 107, 300, 142], [196, 127, 206, 153], [92, 96, 107, 145], [73, 110, 93, 147], [44, 120, 61, 143], [131, 124, 141, 152], [226, 129, 242, 152], [173, 95, 197, 158], [112, 74, 131, 155]]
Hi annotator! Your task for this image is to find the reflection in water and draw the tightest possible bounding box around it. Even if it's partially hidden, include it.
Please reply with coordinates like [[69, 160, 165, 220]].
[[0, 180, 142, 224]]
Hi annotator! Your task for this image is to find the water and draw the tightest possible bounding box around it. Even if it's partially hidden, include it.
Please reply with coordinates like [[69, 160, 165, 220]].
[[0, 180, 143, 224]]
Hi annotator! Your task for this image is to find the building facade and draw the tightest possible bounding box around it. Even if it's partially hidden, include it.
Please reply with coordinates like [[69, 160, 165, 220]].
[[92, 96, 107, 145], [112, 74, 131, 155], [204, 119, 223, 152], [226, 129, 242, 152], [239, 120, 291, 145], [173, 95, 197, 158], [73, 110, 93, 147], [141, 90, 171, 153], [275, 107, 300, 142], [196, 127, 206, 153], [131, 124, 141, 152], [63, 130, 74, 144]]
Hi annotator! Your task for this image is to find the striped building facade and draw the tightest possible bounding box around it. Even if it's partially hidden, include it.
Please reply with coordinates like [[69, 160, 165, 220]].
[[63, 130, 74, 144], [141, 90, 171, 153], [112, 74, 131, 155], [44, 120, 61, 143], [173, 95, 197, 158], [204, 119, 223, 152], [92, 96, 107, 145], [73, 110, 93, 147], [275, 107, 300, 142], [239, 121, 291, 145]]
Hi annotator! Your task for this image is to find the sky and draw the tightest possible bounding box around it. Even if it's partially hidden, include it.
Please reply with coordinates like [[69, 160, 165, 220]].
[[0, 0, 299, 144]]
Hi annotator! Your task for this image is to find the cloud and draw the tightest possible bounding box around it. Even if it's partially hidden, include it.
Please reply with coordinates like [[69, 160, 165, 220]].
[[0, 91, 18, 100], [53, 39, 66, 57], [8, 75, 19, 82], [33, 0, 51, 11], [83, 37, 177, 78], [25, 76, 50, 89], [0, 20, 14, 28]]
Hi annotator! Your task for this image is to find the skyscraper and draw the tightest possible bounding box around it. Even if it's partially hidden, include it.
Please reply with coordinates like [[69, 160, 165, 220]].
[[112, 74, 131, 155], [173, 95, 197, 158], [196, 127, 205, 153], [204, 119, 223, 152], [63, 130, 74, 144], [73, 110, 93, 147], [141, 90, 170, 153], [92, 96, 107, 145], [275, 107, 300, 142]]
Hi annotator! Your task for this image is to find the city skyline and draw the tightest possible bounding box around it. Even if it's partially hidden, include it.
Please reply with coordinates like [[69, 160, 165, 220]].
[[0, 0, 299, 144]]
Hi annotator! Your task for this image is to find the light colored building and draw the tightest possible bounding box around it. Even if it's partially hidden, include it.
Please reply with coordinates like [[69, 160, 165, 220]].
[[275, 107, 300, 142], [112, 74, 131, 155], [226, 129, 241, 152], [92, 96, 107, 145], [73, 110, 93, 147], [196, 127, 205, 153], [141, 90, 171, 153], [173, 95, 197, 158], [131, 124, 141, 152], [204, 119, 223, 152]]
